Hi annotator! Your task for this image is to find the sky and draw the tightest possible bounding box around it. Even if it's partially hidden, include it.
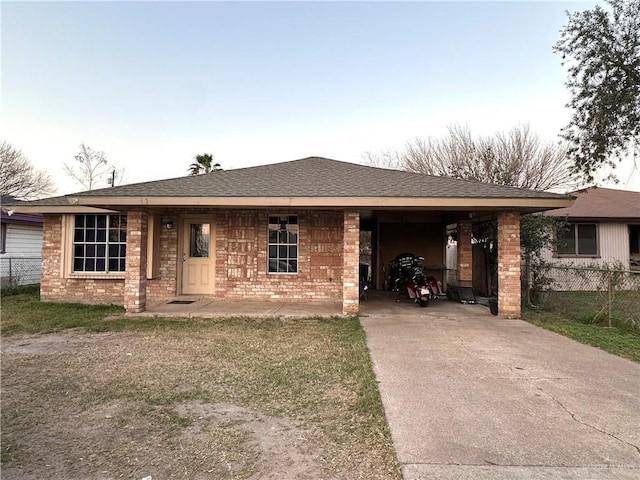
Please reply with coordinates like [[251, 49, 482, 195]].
[[2, 0, 638, 195]]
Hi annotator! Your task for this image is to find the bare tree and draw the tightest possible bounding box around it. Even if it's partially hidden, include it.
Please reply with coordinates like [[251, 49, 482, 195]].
[[363, 124, 578, 191], [0, 141, 56, 200], [64, 144, 122, 190]]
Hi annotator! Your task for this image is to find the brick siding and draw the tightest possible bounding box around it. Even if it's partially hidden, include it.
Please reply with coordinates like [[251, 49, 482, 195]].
[[498, 211, 521, 318], [214, 209, 344, 302], [40, 215, 124, 305], [40, 209, 348, 309], [146, 213, 179, 302]]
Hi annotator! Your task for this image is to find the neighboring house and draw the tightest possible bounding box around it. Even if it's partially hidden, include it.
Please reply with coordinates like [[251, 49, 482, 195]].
[[543, 187, 640, 271], [1, 196, 44, 287], [13, 157, 573, 318]]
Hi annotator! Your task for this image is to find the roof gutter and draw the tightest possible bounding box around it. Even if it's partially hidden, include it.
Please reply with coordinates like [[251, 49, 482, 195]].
[[68, 195, 574, 210]]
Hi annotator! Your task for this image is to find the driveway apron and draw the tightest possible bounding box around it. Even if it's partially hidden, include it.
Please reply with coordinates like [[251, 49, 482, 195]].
[[362, 306, 640, 480]]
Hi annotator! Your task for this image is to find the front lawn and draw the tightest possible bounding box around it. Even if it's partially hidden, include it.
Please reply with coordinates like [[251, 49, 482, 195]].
[[1, 291, 399, 479]]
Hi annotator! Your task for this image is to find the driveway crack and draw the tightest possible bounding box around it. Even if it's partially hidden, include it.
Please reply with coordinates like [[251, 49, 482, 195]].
[[533, 382, 640, 456]]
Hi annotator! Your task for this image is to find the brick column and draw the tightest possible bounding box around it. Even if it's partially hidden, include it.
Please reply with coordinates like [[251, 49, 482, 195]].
[[41, 215, 62, 302], [498, 211, 521, 319], [342, 210, 360, 315], [457, 220, 473, 288], [125, 211, 148, 313]]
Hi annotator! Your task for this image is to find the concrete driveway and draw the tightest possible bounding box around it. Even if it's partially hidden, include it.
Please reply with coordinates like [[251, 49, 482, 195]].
[[362, 306, 640, 480]]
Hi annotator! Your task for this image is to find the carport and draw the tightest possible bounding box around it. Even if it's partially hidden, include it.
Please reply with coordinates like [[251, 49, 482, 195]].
[[359, 204, 538, 318]]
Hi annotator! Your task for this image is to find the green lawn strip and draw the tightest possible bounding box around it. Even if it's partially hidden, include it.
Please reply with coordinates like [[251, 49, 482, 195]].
[[0, 292, 124, 335], [524, 310, 640, 363]]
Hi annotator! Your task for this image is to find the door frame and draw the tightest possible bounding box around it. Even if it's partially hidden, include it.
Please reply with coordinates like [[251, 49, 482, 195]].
[[177, 214, 216, 295]]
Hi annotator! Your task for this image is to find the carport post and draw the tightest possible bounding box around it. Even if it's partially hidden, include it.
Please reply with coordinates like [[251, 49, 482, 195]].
[[498, 211, 521, 318], [457, 220, 473, 288], [342, 210, 360, 315]]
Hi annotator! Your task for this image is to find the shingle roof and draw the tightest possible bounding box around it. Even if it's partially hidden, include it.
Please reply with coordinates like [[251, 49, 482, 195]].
[[12, 195, 71, 207], [73, 157, 566, 199], [545, 187, 640, 219], [1, 195, 21, 205]]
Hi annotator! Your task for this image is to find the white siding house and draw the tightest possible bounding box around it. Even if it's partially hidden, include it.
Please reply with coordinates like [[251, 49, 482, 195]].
[[541, 220, 634, 268], [1, 197, 43, 287], [543, 188, 639, 271]]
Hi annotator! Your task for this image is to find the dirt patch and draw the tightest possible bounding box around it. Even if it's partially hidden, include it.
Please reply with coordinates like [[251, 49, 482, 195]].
[[1, 332, 121, 356], [176, 401, 321, 479], [1, 325, 398, 479]]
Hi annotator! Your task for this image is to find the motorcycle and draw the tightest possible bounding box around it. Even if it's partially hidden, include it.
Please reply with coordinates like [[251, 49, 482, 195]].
[[405, 256, 432, 307], [391, 254, 432, 307]]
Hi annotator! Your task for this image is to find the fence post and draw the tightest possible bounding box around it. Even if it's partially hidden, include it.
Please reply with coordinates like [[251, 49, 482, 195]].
[[607, 274, 613, 328], [8, 258, 12, 286]]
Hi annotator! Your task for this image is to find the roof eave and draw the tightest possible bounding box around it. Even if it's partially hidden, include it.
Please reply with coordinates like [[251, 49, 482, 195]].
[[10, 205, 121, 214], [70, 195, 574, 211]]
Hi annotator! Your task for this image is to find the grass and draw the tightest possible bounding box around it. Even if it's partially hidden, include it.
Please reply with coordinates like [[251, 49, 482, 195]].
[[523, 308, 640, 363], [1, 290, 400, 479], [0, 291, 125, 335], [540, 290, 639, 329]]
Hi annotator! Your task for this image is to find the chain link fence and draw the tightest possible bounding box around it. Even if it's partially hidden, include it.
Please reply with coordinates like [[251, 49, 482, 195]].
[[524, 265, 640, 329], [0, 257, 42, 288]]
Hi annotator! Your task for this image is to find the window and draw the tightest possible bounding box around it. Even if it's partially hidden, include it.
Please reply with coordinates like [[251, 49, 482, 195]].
[[630, 225, 640, 256], [557, 223, 598, 256], [72, 214, 127, 273], [0, 223, 6, 254], [268, 215, 298, 273]]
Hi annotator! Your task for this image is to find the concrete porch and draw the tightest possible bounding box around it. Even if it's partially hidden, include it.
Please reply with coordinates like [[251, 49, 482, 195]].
[[135, 297, 343, 318], [132, 290, 493, 319]]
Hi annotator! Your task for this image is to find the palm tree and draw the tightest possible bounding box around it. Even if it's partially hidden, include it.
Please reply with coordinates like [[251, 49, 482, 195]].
[[188, 153, 221, 176]]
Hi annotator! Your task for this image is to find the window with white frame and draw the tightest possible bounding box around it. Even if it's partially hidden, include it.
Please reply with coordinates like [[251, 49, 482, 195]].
[[556, 223, 598, 256], [72, 214, 127, 273], [268, 215, 298, 273]]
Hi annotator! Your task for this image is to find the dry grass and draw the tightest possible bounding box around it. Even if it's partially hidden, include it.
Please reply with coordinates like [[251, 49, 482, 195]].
[[1, 293, 399, 479]]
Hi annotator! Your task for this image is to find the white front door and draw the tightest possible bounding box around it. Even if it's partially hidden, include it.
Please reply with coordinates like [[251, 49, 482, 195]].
[[181, 218, 215, 295]]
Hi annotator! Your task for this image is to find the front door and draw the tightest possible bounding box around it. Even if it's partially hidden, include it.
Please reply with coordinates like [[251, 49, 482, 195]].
[[182, 218, 215, 294]]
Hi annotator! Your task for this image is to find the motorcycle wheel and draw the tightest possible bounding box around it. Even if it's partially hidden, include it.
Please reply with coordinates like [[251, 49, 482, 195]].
[[418, 298, 429, 307]]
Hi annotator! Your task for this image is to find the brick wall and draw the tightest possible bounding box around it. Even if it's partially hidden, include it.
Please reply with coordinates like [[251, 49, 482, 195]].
[[498, 211, 521, 318], [40, 209, 348, 308], [40, 215, 124, 305], [457, 220, 473, 288], [215, 209, 344, 302], [146, 213, 179, 302]]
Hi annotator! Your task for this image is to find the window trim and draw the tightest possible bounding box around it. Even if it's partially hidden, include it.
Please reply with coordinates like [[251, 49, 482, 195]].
[[555, 222, 600, 257], [267, 214, 299, 274], [63, 214, 128, 278]]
